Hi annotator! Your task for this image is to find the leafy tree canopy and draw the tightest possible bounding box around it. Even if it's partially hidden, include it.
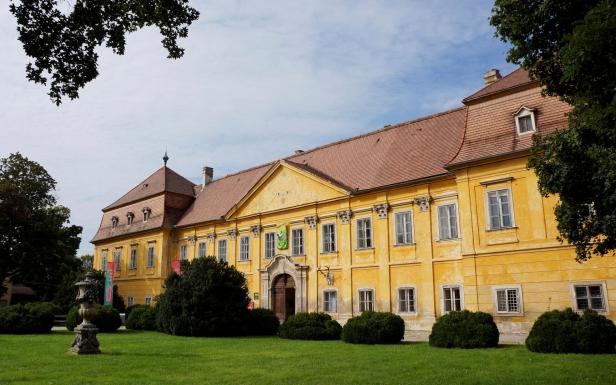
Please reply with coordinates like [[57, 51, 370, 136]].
[[491, 0, 616, 261], [0, 153, 82, 298], [9, 0, 200, 105]]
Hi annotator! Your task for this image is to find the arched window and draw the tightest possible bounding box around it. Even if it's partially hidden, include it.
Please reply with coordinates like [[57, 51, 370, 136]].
[[126, 212, 134, 225], [111, 216, 119, 229], [142, 207, 151, 222], [513, 106, 536, 135]]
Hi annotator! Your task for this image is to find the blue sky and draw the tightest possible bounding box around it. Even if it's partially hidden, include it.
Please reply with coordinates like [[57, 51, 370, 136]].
[[0, 0, 515, 255]]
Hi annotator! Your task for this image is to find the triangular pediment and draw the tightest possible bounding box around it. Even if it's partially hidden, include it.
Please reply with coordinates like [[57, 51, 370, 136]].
[[228, 161, 349, 218]]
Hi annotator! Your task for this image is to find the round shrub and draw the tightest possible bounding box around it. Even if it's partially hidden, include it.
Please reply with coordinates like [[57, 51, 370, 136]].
[[279, 312, 342, 340], [429, 310, 499, 348], [0, 302, 56, 334], [525, 308, 579, 353], [246, 308, 279, 336], [341, 311, 405, 344], [576, 310, 616, 354], [125, 305, 157, 331], [66, 304, 122, 332]]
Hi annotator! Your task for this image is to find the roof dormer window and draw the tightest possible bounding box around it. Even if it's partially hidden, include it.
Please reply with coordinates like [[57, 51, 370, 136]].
[[126, 212, 134, 225], [514, 106, 536, 135], [111, 216, 119, 228], [142, 207, 151, 222]]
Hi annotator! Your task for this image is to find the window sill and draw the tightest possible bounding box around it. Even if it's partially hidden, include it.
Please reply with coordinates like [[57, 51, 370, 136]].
[[238, 259, 251, 263], [436, 238, 461, 243], [320, 251, 338, 255], [486, 226, 517, 232], [355, 247, 374, 251], [398, 311, 418, 316], [393, 243, 415, 247], [291, 254, 306, 257], [494, 312, 523, 317]]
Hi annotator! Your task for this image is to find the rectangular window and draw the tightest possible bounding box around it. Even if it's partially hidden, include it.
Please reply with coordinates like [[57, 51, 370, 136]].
[[496, 288, 521, 313], [198, 242, 207, 258], [130, 246, 137, 269], [437, 204, 459, 240], [101, 250, 108, 270], [398, 287, 416, 313], [264, 232, 276, 259], [443, 286, 462, 312], [359, 289, 375, 312], [487, 189, 513, 229], [574, 284, 605, 311], [218, 240, 227, 263], [114, 248, 121, 271], [180, 245, 188, 261], [127, 296, 134, 307], [144, 297, 152, 306], [147, 244, 155, 268], [239, 236, 250, 261], [394, 211, 413, 245], [291, 228, 304, 256], [321, 223, 337, 253], [356, 218, 373, 249], [323, 290, 337, 313], [518, 115, 534, 133]]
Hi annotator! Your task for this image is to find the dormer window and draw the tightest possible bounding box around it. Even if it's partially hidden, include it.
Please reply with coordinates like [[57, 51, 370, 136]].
[[126, 212, 134, 225], [514, 106, 536, 135], [111, 216, 119, 228], [142, 207, 151, 222]]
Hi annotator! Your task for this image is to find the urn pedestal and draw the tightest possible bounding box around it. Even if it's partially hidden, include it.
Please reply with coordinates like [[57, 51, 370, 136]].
[[69, 271, 101, 355]]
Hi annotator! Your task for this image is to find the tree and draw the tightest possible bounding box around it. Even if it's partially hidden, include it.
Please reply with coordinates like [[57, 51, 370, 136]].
[[0, 153, 82, 299], [9, 0, 200, 105], [156, 257, 250, 336], [491, 0, 616, 261]]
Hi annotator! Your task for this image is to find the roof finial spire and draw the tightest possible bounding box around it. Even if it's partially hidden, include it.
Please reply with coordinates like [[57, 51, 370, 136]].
[[163, 149, 169, 166]]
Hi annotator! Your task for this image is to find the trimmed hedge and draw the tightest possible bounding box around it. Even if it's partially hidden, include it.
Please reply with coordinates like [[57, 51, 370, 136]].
[[0, 302, 57, 334], [526, 308, 616, 354], [125, 305, 157, 331], [341, 312, 405, 344], [429, 310, 499, 348], [279, 312, 341, 340], [246, 308, 279, 336], [66, 304, 122, 332]]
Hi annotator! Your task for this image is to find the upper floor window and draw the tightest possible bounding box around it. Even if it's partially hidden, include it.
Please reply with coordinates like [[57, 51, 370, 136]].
[[495, 286, 522, 314], [147, 243, 155, 267], [114, 248, 121, 271], [574, 284, 606, 312], [321, 223, 337, 253], [356, 217, 373, 249], [198, 242, 207, 258], [126, 212, 134, 225], [142, 207, 151, 222], [111, 216, 119, 229], [239, 236, 250, 261], [398, 287, 416, 313], [486, 189, 514, 229], [443, 286, 462, 313], [101, 250, 108, 270], [144, 296, 152, 306], [127, 296, 134, 307], [291, 228, 304, 256], [394, 211, 413, 245], [129, 245, 137, 269], [358, 288, 375, 312], [179, 244, 188, 261], [218, 239, 227, 263], [514, 106, 536, 135], [264, 232, 276, 259], [437, 203, 459, 240]]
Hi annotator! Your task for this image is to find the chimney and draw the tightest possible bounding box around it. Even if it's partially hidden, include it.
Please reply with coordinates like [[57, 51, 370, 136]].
[[294, 150, 304, 155], [483, 68, 502, 85], [202, 166, 213, 189]]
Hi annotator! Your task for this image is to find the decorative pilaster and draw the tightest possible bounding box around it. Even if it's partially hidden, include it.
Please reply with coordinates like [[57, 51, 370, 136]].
[[205, 233, 216, 243], [414, 196, 432, 212], [337, 210, 352, 224], [373, 203, 390, 219], [187, 235, 197, 245], [251, 225, 262, 238], [227, 229, 238, 240], [305, 215, 318, 230]]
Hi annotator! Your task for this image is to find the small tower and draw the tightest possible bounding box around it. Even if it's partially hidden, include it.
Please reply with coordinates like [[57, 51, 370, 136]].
[[163, 151, 169, 166]]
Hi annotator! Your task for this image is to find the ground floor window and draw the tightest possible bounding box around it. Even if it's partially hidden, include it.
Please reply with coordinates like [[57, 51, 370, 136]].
[[323, 290, 337, 313], [443, 286, 462, 312], [398, 287, 416, 313], [127, 296, 134, 307], [574, 284, 606, 311], [358, 288, 375, 312], [495, 286, 521, 314], [144, 296, 152, 306], [218, 240, 227, 263]]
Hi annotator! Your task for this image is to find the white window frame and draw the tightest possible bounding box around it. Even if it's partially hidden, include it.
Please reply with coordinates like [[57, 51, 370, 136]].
[[436, 202, 459, 241], [291, 227, 304, 256], [571, 282, 608, 313], [356, 217, 373, 250], [485, 188, 515, 230], [144, 296, 152, 306], [111, 216, 118, 228], [142, 207, 151, 222], [397, 286, 417, 315], [492, 285, 523, 315], [146, 243, 155, 268], [101, 250, 108, 270], [358, 288, 375, 312], [198, 242, 207, 258], [264, 232, 276, 259], [441, 284, 464, 313], [179, 244, 188, 261], [323, 289, 338, 313], [394, 211, 414, 245], [321, 222, 337, 253], [114, 248, 121, 271], [127, 296, 134, 307], [239, 235, 250, 261], [126, 212, 134, 225], [129, 245, 137, 270], [218, 239, 227, 263], [514, 107, 536, 135]]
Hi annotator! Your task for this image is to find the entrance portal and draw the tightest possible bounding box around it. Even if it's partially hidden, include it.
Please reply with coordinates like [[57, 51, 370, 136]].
[[272, 274, 295, 321]]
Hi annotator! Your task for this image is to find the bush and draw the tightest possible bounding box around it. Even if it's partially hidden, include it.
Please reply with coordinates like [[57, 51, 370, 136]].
[[526, 308, 616, 354], [125, 305, 157, 331], [156, 257, 250, 336], [0, 302, 56, 334], [66, 304, 122, 332], [279, 312, 341, 340], [341, 312, 405, 344], [525, 308, 579, 353], [246, 308, 279, 336], [429, 310, 499, 348]]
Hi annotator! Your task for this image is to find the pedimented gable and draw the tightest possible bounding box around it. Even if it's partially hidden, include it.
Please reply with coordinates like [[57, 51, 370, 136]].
[[230, 162, 348, 218]]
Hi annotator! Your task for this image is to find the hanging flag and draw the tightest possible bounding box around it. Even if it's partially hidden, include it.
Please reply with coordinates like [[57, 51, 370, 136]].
[[104, 261, 116, 305], [171, 260, 181, 275]]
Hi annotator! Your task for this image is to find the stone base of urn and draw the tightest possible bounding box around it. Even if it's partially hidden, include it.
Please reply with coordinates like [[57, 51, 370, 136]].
[[69, 323, 100, 355]]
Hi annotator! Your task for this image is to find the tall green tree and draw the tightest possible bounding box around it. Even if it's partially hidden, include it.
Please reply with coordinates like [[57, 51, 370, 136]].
[[9, 0, 200, 105], [491, 0, 616, 261], [0, 153, 82, 299]]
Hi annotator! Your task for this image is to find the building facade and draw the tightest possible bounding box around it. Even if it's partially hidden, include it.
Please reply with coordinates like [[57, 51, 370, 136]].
[[92, 69, 616, 342]]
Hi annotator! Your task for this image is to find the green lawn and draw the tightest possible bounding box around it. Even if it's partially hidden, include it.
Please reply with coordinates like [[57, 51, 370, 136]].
[[1, 331, 615, 385]]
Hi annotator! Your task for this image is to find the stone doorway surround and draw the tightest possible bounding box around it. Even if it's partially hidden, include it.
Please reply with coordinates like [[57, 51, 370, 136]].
[[259, 254, 308, 314]]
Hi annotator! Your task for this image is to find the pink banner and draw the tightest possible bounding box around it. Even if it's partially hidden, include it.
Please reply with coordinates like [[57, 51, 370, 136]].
[[171, 260, 181, 275]]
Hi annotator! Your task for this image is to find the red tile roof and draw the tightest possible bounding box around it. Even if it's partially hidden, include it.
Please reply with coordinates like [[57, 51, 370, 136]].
[[462, 68, 536, 103]]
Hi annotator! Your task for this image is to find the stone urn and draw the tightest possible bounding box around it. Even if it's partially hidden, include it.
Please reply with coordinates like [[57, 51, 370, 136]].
[[69, 271, 101, 354]]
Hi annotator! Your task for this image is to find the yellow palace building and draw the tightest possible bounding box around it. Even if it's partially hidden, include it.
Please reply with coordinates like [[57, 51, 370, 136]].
[[92, 68, 616, 342]]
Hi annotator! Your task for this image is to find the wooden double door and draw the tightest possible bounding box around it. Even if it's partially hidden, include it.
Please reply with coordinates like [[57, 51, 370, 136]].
[[272, 274, 295, 321]]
